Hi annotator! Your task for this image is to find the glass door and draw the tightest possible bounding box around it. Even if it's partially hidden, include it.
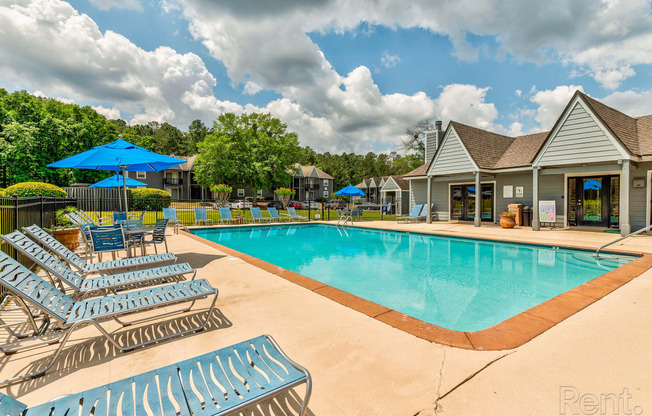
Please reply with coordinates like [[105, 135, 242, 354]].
[[568, 176, 617, 228], [451, 186, 463, 220], [466, 186, 476, 219]]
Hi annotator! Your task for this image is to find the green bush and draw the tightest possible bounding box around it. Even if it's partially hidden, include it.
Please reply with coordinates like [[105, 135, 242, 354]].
[[54, 206, 77, 228], [0, 188, 4, 197], [316, 197, 327, 202], [130, 188, 172, 210], [4, 182, 67, 197]]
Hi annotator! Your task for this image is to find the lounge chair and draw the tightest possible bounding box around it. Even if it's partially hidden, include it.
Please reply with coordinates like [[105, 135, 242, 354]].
[[22, 225, 175, 276], [397, 203, 424, 223], [1, 230, 195, 298], [250, 206, 272, 223], [162, 207, 182, 232], [193, 206, 214, 226], [287, 207, 308, 222], [218, 207, 237, 224], [0, 335, 311, 415], [0, 250, 218, 385], [267, 207, 286, 222]]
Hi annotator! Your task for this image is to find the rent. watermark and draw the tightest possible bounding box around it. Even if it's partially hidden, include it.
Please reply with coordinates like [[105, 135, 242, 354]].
[[559, 386, 643, 415]]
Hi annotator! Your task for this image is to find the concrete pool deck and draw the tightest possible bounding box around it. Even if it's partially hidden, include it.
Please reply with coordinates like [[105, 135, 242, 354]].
[[0, 222, 650, 415]]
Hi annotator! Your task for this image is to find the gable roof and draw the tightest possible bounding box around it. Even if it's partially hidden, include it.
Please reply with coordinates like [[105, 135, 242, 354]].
[[291, 163, 334, 179], [403, 163, 430, 178], [494, 132, 549, 169], [387, 175, 409, 190], [637, 115, 652, 155], [580, 92, 640, 155], [449, 122, 514, 170]]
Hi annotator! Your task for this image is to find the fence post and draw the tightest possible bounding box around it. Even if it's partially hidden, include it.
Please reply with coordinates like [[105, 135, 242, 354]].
[[308, 201, 311, 222], [12, 194, 18, 259], [40, 193, 44, 228]]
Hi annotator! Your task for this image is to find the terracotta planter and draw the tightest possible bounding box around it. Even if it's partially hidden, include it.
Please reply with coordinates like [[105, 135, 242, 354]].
[[500, 215, 516, 228], [52, 228, 80, 251]]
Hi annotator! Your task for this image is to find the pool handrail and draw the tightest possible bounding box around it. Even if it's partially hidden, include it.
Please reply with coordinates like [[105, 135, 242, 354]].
[[596, 223, 652, 258]]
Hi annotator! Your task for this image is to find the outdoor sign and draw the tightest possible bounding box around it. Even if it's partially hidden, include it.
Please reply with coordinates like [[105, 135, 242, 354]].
[[516, 186, 524, 198], [503, 185, 513, 198], [539, 200, 556, 223]]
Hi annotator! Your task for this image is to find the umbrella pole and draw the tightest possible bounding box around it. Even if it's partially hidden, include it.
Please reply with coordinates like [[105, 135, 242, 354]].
[[122, 168, 129, 219]]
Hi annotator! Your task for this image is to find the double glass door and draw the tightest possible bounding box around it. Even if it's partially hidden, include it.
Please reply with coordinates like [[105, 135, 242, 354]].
[[451, 184, 493, 221], [568, 176, 619, 227]]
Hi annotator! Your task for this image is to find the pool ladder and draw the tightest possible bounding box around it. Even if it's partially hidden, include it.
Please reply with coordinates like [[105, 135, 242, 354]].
[[336, 215, 352, 227], [595, 223, 652, 258]]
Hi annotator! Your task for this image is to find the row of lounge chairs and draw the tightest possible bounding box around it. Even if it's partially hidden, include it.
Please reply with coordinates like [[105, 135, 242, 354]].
[[0, 223, 312, 414]]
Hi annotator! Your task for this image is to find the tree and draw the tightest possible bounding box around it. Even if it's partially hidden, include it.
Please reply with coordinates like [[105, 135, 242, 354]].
[[188, 119, 208, 152], [195, 113, 301, 201], [402, 120, 437, 160]]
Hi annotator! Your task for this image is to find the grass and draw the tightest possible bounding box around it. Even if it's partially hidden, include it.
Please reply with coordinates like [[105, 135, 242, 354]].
[[87, 207, 397, 226]]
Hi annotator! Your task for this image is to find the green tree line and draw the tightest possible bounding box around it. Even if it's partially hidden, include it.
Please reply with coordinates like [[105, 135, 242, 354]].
[[0, 89, 424, 190]]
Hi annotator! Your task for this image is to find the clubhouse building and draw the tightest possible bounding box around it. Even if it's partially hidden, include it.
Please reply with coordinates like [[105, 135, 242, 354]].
[[405, 91, 652, 236]]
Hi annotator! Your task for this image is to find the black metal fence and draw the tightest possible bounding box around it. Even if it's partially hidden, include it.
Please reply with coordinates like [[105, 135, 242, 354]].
[[0, 195, 77, 258], [74, 198, 400, 226]]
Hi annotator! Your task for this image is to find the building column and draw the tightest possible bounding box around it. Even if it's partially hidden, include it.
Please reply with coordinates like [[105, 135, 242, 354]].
[[532, 167, 540, 231], [474, 171, 481, 227], [620, 159, 631, 236], [426, 175, 432, 224]]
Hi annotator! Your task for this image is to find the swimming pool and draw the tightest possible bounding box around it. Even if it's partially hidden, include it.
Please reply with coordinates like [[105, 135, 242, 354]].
[[192, 224, 635, 332]]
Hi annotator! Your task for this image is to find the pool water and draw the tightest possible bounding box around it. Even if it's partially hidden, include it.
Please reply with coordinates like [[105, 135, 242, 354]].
[[193, 224, 634, 332]]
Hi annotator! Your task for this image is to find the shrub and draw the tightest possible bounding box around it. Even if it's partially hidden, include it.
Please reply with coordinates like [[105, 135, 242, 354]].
[[316, 197, 327, 202], [210, 184, 232, 206], [131, 188, 172, 210], [0, 188, 4, 197], [54, 206, 77, 228], [275, 187, 295, 208], [4, 182, 67, 198], [500, 210, 515, 217]]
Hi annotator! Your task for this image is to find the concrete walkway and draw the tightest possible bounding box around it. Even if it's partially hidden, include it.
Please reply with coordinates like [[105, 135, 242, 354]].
[[0, 222, 650, 415]]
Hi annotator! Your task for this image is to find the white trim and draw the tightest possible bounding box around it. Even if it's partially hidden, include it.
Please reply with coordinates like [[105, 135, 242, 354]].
[[447, 180, 497, 223], [646, 170, 652, 227], [533, 96, 631, 167], [136, 171, 146, 179], [406, 176, 428, 180], [427, 126, 479, 176], [237, 188, 245, 197]]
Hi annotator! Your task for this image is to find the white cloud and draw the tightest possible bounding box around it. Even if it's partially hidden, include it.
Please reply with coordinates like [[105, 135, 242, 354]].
[[529, 85, 584, 131], [380, 51, 400, 69], [92, 105, 122, 119], [515, 89, 522, 97], [601, 89, 652, 117], [0, 0, 229, 129], [88, 0, 143, 11], [243, 81, 262, 95]]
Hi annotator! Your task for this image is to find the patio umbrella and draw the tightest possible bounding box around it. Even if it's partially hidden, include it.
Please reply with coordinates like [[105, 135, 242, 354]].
[[89, 173, 146, 188], [48, 138, 185, 215], [90, 173, 147, 209], [335, 185, 366, 209]]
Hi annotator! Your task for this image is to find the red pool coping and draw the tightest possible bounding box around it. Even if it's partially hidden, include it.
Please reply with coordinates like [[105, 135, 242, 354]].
[[181, 227, 652, 351]]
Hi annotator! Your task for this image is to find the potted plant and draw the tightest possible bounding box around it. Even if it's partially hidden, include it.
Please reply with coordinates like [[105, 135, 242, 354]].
[[499, 210, 516, 228], [50, 207, 80, 250]]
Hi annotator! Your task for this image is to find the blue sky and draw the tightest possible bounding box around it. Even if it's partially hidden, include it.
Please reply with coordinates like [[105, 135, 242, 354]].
[[2, 0, 652, 153]]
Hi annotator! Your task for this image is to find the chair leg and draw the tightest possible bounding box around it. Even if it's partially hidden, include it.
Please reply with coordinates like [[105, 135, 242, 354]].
[[164, 239, 168, 253]]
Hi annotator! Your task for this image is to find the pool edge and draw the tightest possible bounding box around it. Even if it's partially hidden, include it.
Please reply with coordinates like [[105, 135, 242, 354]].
[[181, 228, 652, 351]]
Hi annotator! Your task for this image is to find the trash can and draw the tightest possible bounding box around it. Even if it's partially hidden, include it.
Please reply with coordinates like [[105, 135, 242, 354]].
[[522, 206, 532, 227], [508, 203, 524, 226]]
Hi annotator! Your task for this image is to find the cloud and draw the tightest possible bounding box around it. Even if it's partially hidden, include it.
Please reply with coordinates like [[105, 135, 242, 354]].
[[88, 0, 143, 11], [0, 0, 228, 129], [601, 89, 652, 117], [243, 81, 262, 95], [529, 85, 584, 130], [380, 51, 400, 69], [92, 105, 122, 119]]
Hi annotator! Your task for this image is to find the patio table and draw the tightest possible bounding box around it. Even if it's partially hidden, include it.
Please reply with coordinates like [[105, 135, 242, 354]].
[[123, 226, 154, 257]]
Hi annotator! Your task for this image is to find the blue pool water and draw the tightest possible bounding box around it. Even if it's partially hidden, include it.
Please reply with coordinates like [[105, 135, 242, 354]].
[[193, 224, 634, 331]]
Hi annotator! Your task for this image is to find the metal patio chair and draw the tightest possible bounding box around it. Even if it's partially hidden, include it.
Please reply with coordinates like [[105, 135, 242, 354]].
[[287, 207, 308, 222], [140, 219, 170, 255], [250, 206, 273, 223], [0, 250, 218, 386], [267, 207, 286, 222], [218, 207, 237, 224], [397, 204, 424, 223]]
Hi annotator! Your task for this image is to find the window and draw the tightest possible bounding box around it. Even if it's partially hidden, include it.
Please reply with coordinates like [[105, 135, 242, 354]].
[[257, 189, 263, 197], [237, 188, 245, 197], [136, 171, 146, 179], [323, 179, 328, 186], [323, 190, 329, 198]]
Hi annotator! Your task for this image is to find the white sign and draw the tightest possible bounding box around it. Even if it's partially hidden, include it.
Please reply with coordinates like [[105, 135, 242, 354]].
[[539, 200, 556, 223], [503, 185, 514, 198], [516, 186, 524, 198]]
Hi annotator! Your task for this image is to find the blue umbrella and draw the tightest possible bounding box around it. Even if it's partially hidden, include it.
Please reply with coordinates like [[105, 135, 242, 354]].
[[90, 173, 146, 188], [335, 185, 366, 209], [48, 138, 185, 213]]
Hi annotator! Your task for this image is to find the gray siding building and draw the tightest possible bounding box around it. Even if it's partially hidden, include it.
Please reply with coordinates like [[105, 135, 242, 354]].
[[404, 91, 652, 236], [290, 164, 335, 201]]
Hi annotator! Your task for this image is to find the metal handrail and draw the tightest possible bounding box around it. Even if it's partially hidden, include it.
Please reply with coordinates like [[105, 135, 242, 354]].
[[595, 224, 652, 258]]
